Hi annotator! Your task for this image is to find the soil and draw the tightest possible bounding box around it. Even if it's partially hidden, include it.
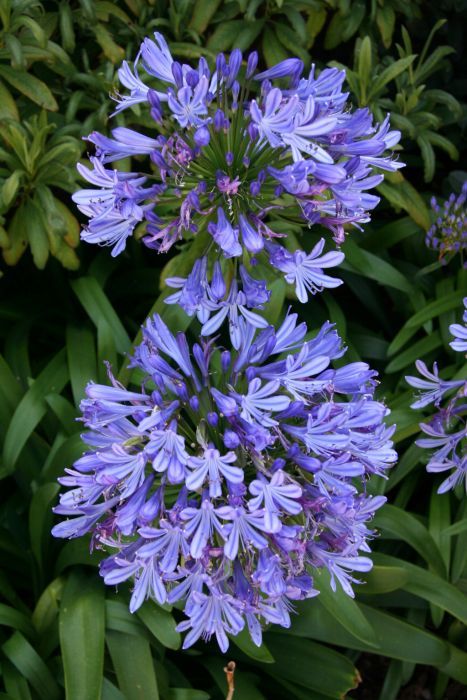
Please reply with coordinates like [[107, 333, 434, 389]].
[[350, 655, 467, 700]]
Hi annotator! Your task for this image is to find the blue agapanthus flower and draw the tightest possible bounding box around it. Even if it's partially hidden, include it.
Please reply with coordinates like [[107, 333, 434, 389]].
[[426, 181, 467, 267], [52, 312, 396, 651], [73, 34, 402, 305], [406, 298, 467, 494]]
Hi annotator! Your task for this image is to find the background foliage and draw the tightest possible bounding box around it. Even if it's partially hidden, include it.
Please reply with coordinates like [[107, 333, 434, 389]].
[[0, 1, 466, 698]]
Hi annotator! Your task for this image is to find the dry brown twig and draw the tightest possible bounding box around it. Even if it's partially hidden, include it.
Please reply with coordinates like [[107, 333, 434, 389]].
[[224, 660, 236, 700]]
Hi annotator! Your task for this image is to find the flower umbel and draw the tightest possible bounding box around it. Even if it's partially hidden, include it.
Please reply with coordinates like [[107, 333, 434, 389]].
[[426, 181, 467, 267], [73, 35, 402, 305], [406, 298, 467, 494], [53, 312, 396, 651]]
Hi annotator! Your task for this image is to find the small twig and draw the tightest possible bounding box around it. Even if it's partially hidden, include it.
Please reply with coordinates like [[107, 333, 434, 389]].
[[224, 660, 236, 700]]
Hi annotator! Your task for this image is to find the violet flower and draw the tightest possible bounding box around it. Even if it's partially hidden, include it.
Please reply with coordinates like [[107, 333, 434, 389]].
[[53, 311, 396, 650], [407, 298, 467, 494], [73, 35, 402, 304]]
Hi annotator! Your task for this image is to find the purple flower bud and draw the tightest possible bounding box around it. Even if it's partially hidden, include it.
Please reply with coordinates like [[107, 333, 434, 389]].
[[228, 49, 242, 86], [248, 123, 258, 141], [246, 51, 258, 79], [137, 488, 162, 524], [151, 150, 169, 170], [274, 185, 283, 197], [224, 429, 240, 449], [216, 53, 227, 75], [260, 79, 272, 98], [207, 411, 219, 427], [148, 90, 162, 122], [243, 156, 250, 167], [171, 61, 183, 88], [239, 215, 264, 253], [199, 57, 209, 76], [214, 109, 225, 132], [231, 80, 240, 109], [271, 458, 286, 473], [186, 69, 199, 88], [211, 261, 227, 299], [250, 181, 261, 197], [174, 382, 189, 402], [255, 58, 303, 81], [189, 395, 200, 412], [221, 350, 231, 372], [226, 152, 234, 166], [194, 126, 210, 146]]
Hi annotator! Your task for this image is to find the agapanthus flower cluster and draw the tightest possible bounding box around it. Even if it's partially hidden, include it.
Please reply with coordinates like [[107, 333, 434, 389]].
[[73, 33, 402, 306], [406, 298, 467, 494], [426, 182, 467, 267], [52, 312, 396, 651]]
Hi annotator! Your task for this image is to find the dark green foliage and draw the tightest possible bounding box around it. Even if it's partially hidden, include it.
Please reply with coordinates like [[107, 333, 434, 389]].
[[0, 1, 466, 698]]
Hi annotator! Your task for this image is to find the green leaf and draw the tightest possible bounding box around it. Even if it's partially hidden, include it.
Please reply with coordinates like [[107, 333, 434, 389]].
[[169, 690, 210, 700], [387, 444, 424, 490], [373, 554, 467, 625], [59, 571, 105, 700], [368, 55, 416, 100], [385, 332, 442, 373], [106, 631, 160, 700], [27, 203, 50, 269], [387, 324, 419, 356], [0, 80, 19, 120], [66, 324, 98, 406], [357, 36, 373, 99], [231, 626, 275, 663], [54, 539, 104, 575], [0, 604, 35, 639], [3, 350, 69, 473], [342, 239, 414, 294], [2, 658, 34, 700], [341, 1, 365, 42], [287, 601, 460, 673], [106, 600, 147, 638], [443, 519, 467, 537], [373, 504, 447, 577], [417, 134, 436, 182], [29, 483, 60, 569], [376, 5, 395, 48], [206, 21, 244, 51], [102, 678, 126, 700], [32, 577, 64, 638], [234, 20, 264, 51], [451, 500, 467, 584], [45, 393, 78, 434], [262, 27, 288, 67], [71, 277, 131, 355], [41, 432, 85, 483], [324, 12, 347, 51], [92, 24, 124, 63], [264, 634, 360, 696], [189, 0, 222, 33], [405, 290, 466, 329], [1, 171, 21, 209], [314, 569, 378, 647], [136, 603, 181, 650], [377, 172, 431, 230], [2, 632, 60, 700], [0, 67, 58, 111], [360, 565, 409, 594], [306, 8, 327, 47]]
